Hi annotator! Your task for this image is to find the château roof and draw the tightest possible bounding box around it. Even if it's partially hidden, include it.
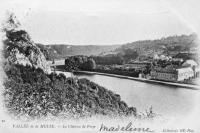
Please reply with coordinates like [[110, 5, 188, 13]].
[[182, 60, 198, 67]]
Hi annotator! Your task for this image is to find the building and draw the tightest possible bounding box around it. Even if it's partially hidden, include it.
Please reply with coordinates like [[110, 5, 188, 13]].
[[176, 67, 194, 81], [124, 61, 151, 70], [150, 65, 195, 82], [150, 65, 177, 81], [182, 59, 198, 67], [182, 59, 200, 78]]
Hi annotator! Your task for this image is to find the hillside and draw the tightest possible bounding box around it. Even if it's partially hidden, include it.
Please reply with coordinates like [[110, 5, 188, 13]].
[[37, 34, 199, 62], [37, 44, 121, 60], [112, 34, 199, 61]]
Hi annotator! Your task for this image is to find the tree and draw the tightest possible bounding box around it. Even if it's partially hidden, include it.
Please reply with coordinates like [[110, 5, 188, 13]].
[[87, 58, 96, 70], [123, 49, 138, 62], [81, 58, 96, 70]]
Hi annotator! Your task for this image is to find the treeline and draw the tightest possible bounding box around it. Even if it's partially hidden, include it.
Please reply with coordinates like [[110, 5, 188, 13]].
[[64, 56, 96, 71], [92, 55, 124, 65], [91, 50, 138, 65], [64, 53, 136, 71], [4, 64, 137, 119]]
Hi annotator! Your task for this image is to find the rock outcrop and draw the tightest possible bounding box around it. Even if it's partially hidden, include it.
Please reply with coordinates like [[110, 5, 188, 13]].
[[3, 14, 51, 73]]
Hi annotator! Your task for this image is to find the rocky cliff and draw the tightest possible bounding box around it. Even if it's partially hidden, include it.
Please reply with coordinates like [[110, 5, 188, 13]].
[[3, 13, 51, 73]]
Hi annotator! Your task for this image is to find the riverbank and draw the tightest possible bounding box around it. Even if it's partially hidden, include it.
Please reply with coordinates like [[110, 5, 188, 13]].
[[74, 71, 200, 90]]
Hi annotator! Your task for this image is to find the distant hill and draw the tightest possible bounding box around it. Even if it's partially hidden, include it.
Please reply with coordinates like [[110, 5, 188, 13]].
[[36, 43, 62, 60], [37, 34, 199, 61], [109, 34, 199, 61], [37, 44, 121, 60]]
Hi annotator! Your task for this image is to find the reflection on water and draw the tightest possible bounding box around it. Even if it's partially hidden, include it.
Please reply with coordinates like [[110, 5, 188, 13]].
[[74, 73, 197, 118]]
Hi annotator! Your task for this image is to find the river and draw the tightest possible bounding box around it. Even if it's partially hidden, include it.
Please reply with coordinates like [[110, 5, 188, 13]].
[[72, 72, 198, 119]]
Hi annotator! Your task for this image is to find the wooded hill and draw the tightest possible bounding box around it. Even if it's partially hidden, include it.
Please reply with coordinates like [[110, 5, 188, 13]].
[[113, 34, 198, 61], [36, 44, 121, 60], [38, 34, 199, 61]]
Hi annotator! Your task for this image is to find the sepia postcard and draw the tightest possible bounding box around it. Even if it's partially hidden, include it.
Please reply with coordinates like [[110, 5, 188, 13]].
[[0, 0, 200, 133]]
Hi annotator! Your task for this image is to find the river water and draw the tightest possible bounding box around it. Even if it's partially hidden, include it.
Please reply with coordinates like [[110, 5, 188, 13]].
[[73, 72, 198, 119]]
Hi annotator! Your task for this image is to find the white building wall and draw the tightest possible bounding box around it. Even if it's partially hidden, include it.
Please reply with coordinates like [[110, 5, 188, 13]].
[[177, 67, 194, 81]]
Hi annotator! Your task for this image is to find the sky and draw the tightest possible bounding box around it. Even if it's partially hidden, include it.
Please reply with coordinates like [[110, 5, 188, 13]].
[[0, 0, 200, 45]]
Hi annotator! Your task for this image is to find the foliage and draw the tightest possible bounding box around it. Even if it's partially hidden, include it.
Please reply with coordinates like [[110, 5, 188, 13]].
[[92, 55, 124, 65], [122, 49, 138, 62], [4, 64, 137, 119], [80, 58, 96, 70], [65, 56, 96, 71], [6, 30, 31, 42]]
